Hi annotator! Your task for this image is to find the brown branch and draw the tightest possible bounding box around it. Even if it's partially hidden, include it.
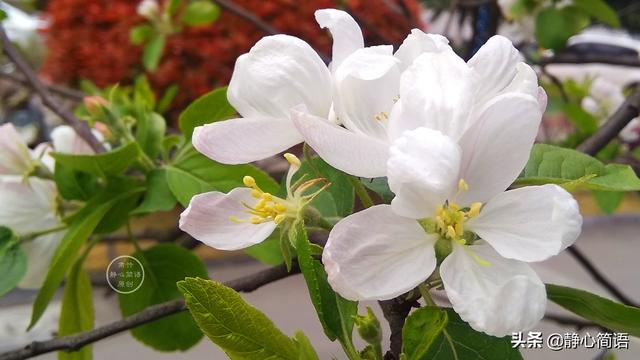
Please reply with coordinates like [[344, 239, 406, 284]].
[[0, 262, 300, 360], [577, 90, 640, 155], [541, 53, 640, 68], [0, 72, 85, 102], [0, 25, 105, 153], [378, 295, 420, 360], [543, 313, 606, 331]]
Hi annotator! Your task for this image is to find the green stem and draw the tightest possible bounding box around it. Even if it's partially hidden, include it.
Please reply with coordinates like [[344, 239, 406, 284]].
[[21, 225, 67, 242], [419, 283, 437, 307], [349, 176, 374, 208], [336, 300, 362, 360], [127, 222, 143, 253], [372, 343, 384, 360]]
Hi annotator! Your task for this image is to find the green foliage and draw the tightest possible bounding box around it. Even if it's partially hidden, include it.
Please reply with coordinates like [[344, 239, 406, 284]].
[[293, 221, 358, 355], [293, 331, 320, 360], [130, 24, 154, 45], [119, 244, 208, 351], [132, 169, 178, 215], [592, 190, 624, 214], [182, 1, 221, 26], [136, 112, 166, 159], [166, 146, 278, 206], [547, 284, 640, 336], [419, 308, 522, 359], [0, 227, 26, 297], [143, 34, 166, 72], [177, 277, 300, 359], [573, 0, 620, 27], [0, 9, 6, 21], [361, 177, 394, 203], [50, 142, 142, 178], [562, 103, 598, 134], [244, 230, 284, 265], [535, 7, 589, 51], [178, 87, 235, 140], [294, 157, 355, 218], [401, 306, 448, 360], [515, 144, 640, 191], [54, 164, 99, 201], [59, 259, 94, 360]]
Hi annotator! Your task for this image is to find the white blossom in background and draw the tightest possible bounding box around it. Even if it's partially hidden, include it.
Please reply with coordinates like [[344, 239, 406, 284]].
[[0, 123, 37, 176], [321, 37, 582, 336], [136, 0, 160, 19], [179, 154, 324, 250], [294, 33, 543, 178]]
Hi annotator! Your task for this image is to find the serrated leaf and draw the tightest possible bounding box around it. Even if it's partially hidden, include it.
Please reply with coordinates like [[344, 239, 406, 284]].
[[119, 244, 207, 351], [402, 306, 448, 360], [0, 227, 26, 297], [178, 87, 235, 140], [182, 1, 220, 26], [177, 277, 299, 359], [58, 259, 93, 360], [143, 34, 165, 71], [50, 142, 141, 178], [515, 144, 640, 191], [293, 221, 357, 346], [294, 331, 320, 360], [573, 0, 620, 27], [547, 284, 640, 336], [422, 308, 522, 360], [132, 169, 177, 214]]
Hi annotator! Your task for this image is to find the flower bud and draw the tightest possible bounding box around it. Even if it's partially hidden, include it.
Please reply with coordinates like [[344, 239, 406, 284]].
[[83, 96, 108, 114], [353, 307, 382, 345], [137, 0, 160, 19]]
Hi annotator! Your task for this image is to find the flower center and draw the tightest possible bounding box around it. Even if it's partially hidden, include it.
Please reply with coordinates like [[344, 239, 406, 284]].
[[230, 176, 292, 225]]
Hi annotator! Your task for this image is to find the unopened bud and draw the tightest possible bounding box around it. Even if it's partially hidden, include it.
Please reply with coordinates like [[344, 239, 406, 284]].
[[83, 96, 108, 114], [353, 307, 382, 345], [137, 0, 160, 19]]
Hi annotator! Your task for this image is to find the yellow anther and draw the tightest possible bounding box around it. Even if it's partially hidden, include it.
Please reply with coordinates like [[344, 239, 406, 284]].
[[274, 203, 287, 212], [243, 176, 256, 187], [274, 214, 286, 224], [446, 226, 457, 239], [435, 216, 445, 231], [455, 222, 464, 237], [468, 202, 482, 218], [251, 189, 262, 198], [250, 216, 262, 224], [436, 205, 444, 216], [458, 179, 469, 192], [284, 153, 301, 167], [261, 193, 273, 201]]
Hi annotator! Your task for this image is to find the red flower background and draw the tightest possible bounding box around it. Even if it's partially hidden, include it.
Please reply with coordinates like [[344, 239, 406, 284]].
[[41, 0, 424, 110]]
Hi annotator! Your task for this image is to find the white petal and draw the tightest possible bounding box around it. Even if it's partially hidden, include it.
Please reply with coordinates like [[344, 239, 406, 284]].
[[292, 108, 388, 178], [468, 35, 522, 105], [334, 46, 401, 139], [18, 231, 65, 289], [390, 50, 474, 141], [228, 35, 331, 119], [51, 125, 97, 155], [394, 29, 450, 70], [193, 117, 302, 164], [315, 9, 364, 71], [457, 93, 542, 204], [0, 177, 59, 234], [388, 128, 461, 219], [323, 205, 436, 300], [440, 244, 546, 336], [0, 123, 34, 176], [179, 188, 277, 251], [467, 185, 582, 262], [501, 62, 539, 98]]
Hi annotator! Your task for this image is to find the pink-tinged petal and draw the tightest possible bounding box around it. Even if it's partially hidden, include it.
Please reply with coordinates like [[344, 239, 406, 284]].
[[440, 243, 546, 337], [315, 9, 364, 71], [458, 93, 542, 204], [19, 231, 64, 289], [334, 46, 401, 139], [292, 108, 388, 178], [390, 49, 474, 141], [0, 123, 34, 176], [228, 35, 331, 119], [51, 125, 98, 155], [193, 116, 302, 164], [323, 205, 436, 301], [467, 185, 582, 262], [394, 29, 450, 70], [388, 128, 461, 219], [0, 177, 59, 234], [468, 35, 522, 105], [179, 187, 276, 251]]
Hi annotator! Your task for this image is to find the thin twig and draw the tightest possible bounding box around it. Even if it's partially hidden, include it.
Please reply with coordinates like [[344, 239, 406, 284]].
[[0, 262, 300, 360], [379, 295, 420, 359], [0, 72, 85, 102], [0, 25, 105, 153], [543, 313, 606, 331], [213, 0, 278, 35], [541, 53, 640, 68]]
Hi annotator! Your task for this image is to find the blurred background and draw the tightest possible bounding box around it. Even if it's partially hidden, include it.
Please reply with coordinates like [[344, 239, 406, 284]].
[[1, 0, 640, 359]]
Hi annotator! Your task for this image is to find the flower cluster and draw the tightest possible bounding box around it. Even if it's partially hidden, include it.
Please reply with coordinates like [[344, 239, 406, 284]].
[[180, 8, 583, 337], [41, 0, 423, 111]]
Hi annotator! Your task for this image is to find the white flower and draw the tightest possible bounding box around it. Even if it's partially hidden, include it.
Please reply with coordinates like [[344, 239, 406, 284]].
[[0, 123, 37, 176], [137, 0, 160, 19], [0, 176, 64, 289], [322, 55, 581, 335], [293, 35, 543, 178], [179, 154, 323, 250]]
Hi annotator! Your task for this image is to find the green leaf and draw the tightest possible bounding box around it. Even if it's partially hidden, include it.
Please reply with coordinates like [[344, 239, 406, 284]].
[[535, 7, 588, 50], [58, 259, 94, 360], [167, 146, 278, 206], [573, 0, 620, 27], [29, 184, 142, 329], [592, 190, 624, 214], [515, 144, 640, 191], [135, 111, 166, 159], [402, 306, 448, 360], [294, 157, 355, 217], [562, 102, 598, 134], [157, 84, 179, 113], [182, 1, 220, 26], [422, 308, 522, 359], [294, 331, 320, 360], [0, 9, 7, 21], [143, 34, 165, 72], [293, 221, 358, 347], [245, 230, 284, 265], [119, 244, 208, 351], [177, 277, 299, 359], [54, 163, 99, 201], [0, 227, 26, 297], [546, 284, 640, 336], [132, 169, 177, 215], [51, 142, 141, 178], [178, 87, 235, 140], [130, 24, 154, 45], [361, 177, 394, 203]]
